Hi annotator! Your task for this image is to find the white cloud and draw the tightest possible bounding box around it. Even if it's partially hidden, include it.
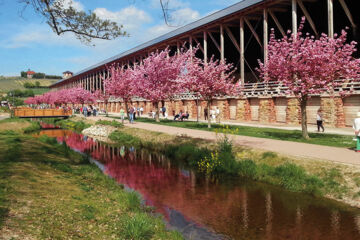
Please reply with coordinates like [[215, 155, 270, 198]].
[[170, 7, 200, 25], [57, 0, 84, 11], [94, 6, 152, 32], [150, 0, 189, 9]]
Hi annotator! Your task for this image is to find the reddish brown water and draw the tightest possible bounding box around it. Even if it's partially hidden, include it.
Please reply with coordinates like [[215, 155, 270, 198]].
[[38, 128, 360, 240]]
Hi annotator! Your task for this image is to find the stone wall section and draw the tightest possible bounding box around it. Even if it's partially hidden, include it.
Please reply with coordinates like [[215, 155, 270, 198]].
[[286, 98, 301, 124], [259, 98, 276, 123], [103, 95, 353, 128], [236, 99, 251, 121]]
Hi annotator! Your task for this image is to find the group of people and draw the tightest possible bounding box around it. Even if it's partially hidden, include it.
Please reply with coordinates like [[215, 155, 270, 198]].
[[119, 105, 144, 123], [80, 105, 99, 117], [204, 107, 221, 123], [173, 110, 189, 121]]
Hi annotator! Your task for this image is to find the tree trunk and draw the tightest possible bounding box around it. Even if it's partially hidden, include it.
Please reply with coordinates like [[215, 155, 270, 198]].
[[154, 102, 160, 122], [300, 97, 309, 139], [207, 100, 211, 128], [196, 98, 199, 123], [124, 100, 129, 119], [105, 102, 108, 117]]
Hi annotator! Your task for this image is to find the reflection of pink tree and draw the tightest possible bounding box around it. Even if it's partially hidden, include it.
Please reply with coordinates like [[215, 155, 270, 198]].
[[258, 18, 360, 139]]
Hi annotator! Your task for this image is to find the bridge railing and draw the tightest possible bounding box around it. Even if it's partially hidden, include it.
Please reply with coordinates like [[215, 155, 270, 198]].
[[14, 108, 72, 118]]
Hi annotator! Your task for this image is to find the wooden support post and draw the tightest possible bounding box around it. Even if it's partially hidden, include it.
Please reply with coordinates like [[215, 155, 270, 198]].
[[189, 35, 193, 59], [225, 25, 240, 53], [298, 0, 318, 37], [327, 0, 334, 38], [268, 10, 285, 37], [193, 37, 204, 54], [203, 31, 208, 64], [263, 8, 268, 66], [339, 0, 356, 28], [244, 18, 263, 48], [292, 0, 297, 36], [220, 24, 225, 63], [208, 32, 221, 53], [240, 17, 245, 85]]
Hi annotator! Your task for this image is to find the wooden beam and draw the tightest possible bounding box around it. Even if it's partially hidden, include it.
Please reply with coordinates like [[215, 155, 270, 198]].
[[268, 10, 285, 37], [339, 0, 356, 28], [208, 32, 221, 53], [224, 25, 240, 53], [263, 8, 268, 65], [204, 31, 208, 64], [244, 17, 263, 48], [220, 24, 224, 63], [292, 0, 297, 36], [193, 37, 204, 55], [297, 0, 318, 37], [327, 0, 333, 38], [240, 17, 245, 85]]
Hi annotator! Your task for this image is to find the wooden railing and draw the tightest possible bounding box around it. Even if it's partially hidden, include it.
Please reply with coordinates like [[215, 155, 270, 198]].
[[14, 108, 72, 118]]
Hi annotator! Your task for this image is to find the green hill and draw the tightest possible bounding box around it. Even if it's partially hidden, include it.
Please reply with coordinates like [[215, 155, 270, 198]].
[[0, 77, 58, 93]]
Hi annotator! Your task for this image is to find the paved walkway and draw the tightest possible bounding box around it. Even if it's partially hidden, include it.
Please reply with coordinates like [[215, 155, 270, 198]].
[[94, 115, 360, 166]]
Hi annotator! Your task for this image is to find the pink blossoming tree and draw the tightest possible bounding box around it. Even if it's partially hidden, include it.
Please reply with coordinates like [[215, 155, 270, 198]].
[[258, 18, 360, 139], [104, 65, 137, 118], [182, 53, 237, 128], [136, 48, 190, 122]]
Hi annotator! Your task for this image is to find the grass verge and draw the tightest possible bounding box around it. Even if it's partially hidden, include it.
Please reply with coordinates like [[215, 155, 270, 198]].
[[0, 126, 182, 239], [127, 117, 354, 149]]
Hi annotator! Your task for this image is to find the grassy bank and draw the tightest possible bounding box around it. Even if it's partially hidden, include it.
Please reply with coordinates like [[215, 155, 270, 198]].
[[0, 119, 182, 239], [101, 121, 360, 208], [128, 118, 354, 148]]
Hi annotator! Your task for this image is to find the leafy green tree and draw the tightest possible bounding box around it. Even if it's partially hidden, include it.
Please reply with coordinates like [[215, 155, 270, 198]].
[[35, 81, 41, 87], [21, 71, 27, 78]]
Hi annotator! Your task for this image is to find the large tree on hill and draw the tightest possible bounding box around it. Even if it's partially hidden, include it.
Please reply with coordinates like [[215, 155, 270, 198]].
[[258, 17, 360, 139]]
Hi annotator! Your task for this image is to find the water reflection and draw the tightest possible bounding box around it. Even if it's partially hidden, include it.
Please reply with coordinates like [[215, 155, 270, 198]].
[[38, 128, 360, 240]]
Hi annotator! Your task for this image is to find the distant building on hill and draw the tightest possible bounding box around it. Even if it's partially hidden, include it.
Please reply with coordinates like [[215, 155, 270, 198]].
[[62, 71, 73, 79], [26, 70, 35, 79]]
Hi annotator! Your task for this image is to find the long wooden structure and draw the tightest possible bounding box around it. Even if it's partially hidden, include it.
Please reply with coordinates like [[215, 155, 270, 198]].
[[14, 108, 72, 118]]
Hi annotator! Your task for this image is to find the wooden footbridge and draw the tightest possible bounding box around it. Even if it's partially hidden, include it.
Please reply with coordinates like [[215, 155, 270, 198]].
[[14, 108, 72, 118]]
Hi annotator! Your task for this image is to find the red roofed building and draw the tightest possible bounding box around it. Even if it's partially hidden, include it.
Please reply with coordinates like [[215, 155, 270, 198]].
[[26, 70, 35, 79]]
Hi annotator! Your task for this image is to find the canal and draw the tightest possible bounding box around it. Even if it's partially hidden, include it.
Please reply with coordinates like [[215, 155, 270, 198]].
[[36, 126, 360, 240]]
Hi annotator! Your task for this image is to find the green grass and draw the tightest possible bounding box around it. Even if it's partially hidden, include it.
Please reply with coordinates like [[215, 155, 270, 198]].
[[96, 119, 123, 128], [0, 77, 57, 93], [0, 130, 182, 239], [129, 118, 354, 148]]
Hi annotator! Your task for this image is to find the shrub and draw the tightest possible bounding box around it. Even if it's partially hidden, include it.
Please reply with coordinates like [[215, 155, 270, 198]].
[[96, 120, 123, 128], [122, 213, 155, 240], [23, 121, 41, 133]]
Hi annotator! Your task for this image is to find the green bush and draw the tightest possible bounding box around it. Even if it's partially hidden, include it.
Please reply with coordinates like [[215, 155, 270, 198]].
[[23, 121, 41, 133], [122, 213, 155, 240], [109, 131, 142, 147], [96, 120, 123, 128]]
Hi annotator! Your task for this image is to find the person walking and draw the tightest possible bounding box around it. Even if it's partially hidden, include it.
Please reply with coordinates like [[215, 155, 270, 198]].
[[316, 109, 325, 132], [204, 108, 208, 120], [129, 106, 135, 124], [353, 112, 360, 152], [83, 105, 88, 117], [162, 106, 166, 117], [140, 106, 144, 116], [120, 107, 125, 124]]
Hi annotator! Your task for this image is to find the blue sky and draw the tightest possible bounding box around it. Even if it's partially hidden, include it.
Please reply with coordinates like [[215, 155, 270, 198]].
[[0, 0, 240, 76]]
